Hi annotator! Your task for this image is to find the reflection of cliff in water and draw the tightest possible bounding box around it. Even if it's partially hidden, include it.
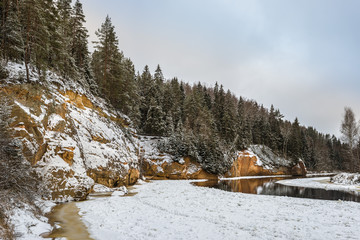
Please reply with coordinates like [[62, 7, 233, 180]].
[[194, 178, 360, 203]]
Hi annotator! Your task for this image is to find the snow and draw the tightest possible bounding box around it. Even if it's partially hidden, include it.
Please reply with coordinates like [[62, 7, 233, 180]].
[[139, 136, 174, 165], [13, 101, 47, 123], [248, 145, 294, 170], [278, 177, 360, 193], [47, 113, 65, 129], [139, 136, 179, 174], [3, 61, 139, 203], [93, 184, 114, 193], [10, 201, 54, 240], [3, 62, 140, 235], [331, 173, 360, 185], [77, 180, 360, 240]]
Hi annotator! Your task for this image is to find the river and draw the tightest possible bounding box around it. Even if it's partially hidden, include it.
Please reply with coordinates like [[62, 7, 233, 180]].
[[193, 175, 360, 202]]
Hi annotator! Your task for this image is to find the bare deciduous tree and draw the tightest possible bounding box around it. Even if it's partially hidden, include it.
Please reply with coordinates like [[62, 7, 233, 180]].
[[341, 107, 359, 149], [281, 120, 292, 157], [340, 107, 359, 171]]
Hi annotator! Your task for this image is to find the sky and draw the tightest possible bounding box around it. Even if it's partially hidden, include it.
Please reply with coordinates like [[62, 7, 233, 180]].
[[83, 0, 360, 137]]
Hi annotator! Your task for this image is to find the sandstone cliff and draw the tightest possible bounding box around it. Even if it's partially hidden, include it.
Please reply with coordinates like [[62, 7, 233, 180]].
[[1, 63, 139, 201], [140, 138, 306, 180], [225, 145, 307, 178]]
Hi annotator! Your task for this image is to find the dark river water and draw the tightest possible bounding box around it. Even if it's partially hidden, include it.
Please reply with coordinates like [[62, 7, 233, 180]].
[[194, 177, 360, 202]]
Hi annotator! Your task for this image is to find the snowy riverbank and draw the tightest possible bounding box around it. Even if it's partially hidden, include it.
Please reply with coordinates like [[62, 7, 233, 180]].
[[77, 180, 360, 240], [278, 177, 360, 193]]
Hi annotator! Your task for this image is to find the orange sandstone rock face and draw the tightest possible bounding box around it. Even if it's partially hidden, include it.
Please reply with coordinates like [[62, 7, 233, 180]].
[[1, 82, 139, 201], [225, 151, 307, 177], [291, 160, 307, 176], [143, 157, 218, 180]]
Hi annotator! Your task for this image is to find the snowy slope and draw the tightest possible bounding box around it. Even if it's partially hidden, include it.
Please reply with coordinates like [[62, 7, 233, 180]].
[[249, 145, 294, 169], [1, 62, 139, 202]]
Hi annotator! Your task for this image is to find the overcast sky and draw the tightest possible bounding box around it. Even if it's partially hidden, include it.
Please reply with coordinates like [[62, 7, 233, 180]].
[[83, 0, 360, 137]]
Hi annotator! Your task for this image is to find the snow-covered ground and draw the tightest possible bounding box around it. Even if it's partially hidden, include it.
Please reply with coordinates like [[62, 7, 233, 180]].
[[10, 200, 54, 240], [331, 173, 360, 185], [278, 177, 360, 193], [77, 180, 360, 240]]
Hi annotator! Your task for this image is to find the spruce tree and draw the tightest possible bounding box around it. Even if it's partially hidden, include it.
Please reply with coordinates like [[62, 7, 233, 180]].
[[57, 0, 76, 77], [288, 118, 302, 159], [222, 90, 236, 143], [138, 65, 153, 131], [92, 15, 121, 97], [71, 0, 89, 72], [20, 0, 50, 80], [144, 98, 166, 136]]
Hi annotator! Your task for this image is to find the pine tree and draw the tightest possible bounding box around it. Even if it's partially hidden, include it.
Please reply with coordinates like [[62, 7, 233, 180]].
[[281, 120, 292, 157], [212, 83, 225, 135], [57, 0, 76, 76], [222, 90, 236, 143], [0, 0, 24, 62], [92, 15, 121, 97], [20, 0, 51, 80], [43, 0, 63, 71], [144, 98, 166, 136], [71, 0, 89, 72], [268, 105, 282, 152], [288, 118, 302, 159], [119, 57, 139, 116], [138, 65, 153, 130]]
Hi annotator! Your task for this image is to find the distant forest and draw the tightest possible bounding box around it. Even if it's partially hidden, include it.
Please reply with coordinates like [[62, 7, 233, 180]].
[[1, 0, 359, 173]]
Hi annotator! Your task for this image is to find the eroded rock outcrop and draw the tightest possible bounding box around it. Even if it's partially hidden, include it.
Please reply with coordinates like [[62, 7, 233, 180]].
[[225, 145, 307, 178], [140, 136, 218, 180], [1, 63, 139, 201]]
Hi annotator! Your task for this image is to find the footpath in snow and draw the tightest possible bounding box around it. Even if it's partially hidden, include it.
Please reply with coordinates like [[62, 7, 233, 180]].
[[77, 180, 360, 240]]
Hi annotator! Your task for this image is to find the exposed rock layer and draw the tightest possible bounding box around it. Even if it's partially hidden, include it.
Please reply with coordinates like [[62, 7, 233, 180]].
[[1, 67, 139, 201], [225, 150, 307, 178]]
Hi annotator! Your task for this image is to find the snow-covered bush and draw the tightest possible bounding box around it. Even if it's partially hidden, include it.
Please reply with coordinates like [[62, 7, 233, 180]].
[[331, 173, 360, 185]]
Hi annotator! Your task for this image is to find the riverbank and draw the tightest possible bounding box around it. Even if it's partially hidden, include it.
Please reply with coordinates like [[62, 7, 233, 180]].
[[77, 180, 360, 240], [278, 177, 360, 193]]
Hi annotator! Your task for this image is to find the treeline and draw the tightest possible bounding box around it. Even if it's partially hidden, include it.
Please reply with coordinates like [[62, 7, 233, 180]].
[[89, 16, 355, 173], [134, 67, 352, 173], [0, 0, 91, 84], [0, 1, 357, 173]]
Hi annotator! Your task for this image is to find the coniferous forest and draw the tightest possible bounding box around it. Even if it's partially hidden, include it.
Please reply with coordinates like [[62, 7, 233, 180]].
[[1, 0, 359, 175]]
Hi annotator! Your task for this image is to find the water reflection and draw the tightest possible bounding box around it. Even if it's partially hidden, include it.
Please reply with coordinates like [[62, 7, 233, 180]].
[[194, 177, 360, 203]]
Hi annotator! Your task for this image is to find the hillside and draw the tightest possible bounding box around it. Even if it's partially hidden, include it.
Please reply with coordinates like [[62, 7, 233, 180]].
[[1, 62, 140, 202], [0, 61, 309, 238]]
